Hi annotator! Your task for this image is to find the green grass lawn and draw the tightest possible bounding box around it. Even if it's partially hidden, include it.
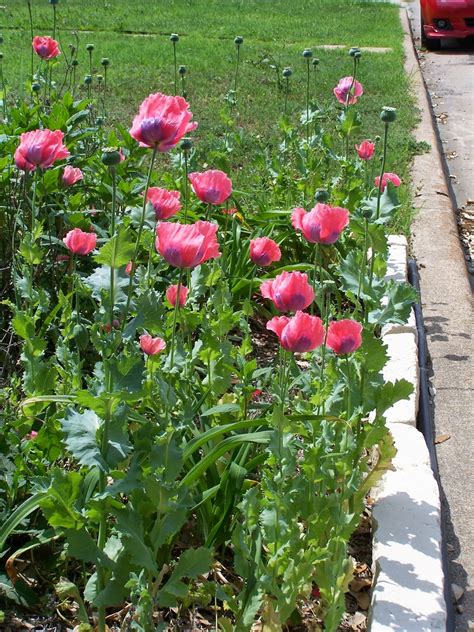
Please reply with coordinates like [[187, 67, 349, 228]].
[[1, 0, 418, 231]]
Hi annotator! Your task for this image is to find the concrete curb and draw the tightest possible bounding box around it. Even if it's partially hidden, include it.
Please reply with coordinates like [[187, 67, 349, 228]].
[[368, 236, 446, 631]]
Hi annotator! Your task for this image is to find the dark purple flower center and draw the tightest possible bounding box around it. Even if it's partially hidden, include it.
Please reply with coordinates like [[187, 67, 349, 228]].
[[337, 336, 356, 354]]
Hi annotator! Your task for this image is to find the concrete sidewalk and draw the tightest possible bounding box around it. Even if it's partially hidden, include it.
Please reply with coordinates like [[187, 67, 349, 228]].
[[402, 7, 474, 630]]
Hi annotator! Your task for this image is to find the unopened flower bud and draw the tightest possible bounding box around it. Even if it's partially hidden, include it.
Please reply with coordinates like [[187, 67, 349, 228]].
[[282, 67, 292, 78], [71, 59, 79, 67], [101, 57, 110, 67], [170, 33, 179, 43], [314, 188, 329, 203], [234, 35, 244, 45], [380, 106, 397, 123], [178, 64, 187, 75], [86, 43, 94, 52], [84, 74, 92, 85], [302, 48, 313, 59], [101, 147, 121, 166]]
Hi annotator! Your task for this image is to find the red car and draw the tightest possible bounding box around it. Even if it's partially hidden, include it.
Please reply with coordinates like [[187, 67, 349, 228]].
[[420, 0, 474, 49]]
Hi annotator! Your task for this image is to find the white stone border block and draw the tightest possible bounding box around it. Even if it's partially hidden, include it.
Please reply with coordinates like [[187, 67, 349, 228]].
[[369, 237, 446, 631]]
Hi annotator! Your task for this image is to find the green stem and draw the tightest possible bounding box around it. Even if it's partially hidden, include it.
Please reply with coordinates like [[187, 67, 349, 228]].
[[173, 42, 177, 95], [109, 168, 117, 329], [367, 122, 389, 299], [345, 355, 351, 422], [284, 76, 289, 116], [234, 44, 241, 95], [169, 271, 183, 370], [183, 148, 189, 222], [356, 218, 369, 313], [52, 4, 57, 39], [27, 0, 34, 80], [121, 146, 157, 331]]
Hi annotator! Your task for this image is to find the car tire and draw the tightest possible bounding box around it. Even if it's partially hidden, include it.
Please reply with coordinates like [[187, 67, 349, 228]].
[[421, 15, 441, 50]]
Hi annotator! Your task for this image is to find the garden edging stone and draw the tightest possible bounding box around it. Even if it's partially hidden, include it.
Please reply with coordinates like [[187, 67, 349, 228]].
[[368, 236, 446, 631]]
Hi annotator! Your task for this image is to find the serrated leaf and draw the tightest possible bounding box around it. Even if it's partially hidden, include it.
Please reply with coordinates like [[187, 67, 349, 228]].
[[94, 226, 135, 268], [85, 265, 129, 302], [375, 379, 414, 417], [369, 282, 417, 326], [60, 408, 107, 471], [39, 469, 84, 529], [156, 547, 212, 607]]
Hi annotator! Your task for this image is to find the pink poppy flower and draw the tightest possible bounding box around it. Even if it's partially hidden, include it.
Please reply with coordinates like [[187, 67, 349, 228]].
[[326, 319, 363, 355], [166, 284, 189, 308], [146, 187, 181, 220], [139, 335, 166, 356], [260, 271, 314, 312], [63, 228, 96, 255], [222, 207, 238, 216], [62, 166, 83, 187], [267, 311, 325, 353], [291, 204, 349, 245], [130, 92, 198, 150], [188, 170, 232, 205], [250, 237, 281, 267], [333, 76, 363, 105], [355, 140, 375, 161], [125, 261, 133, 275], [24, 430, 38, 441], [15, 129, 69, 172], [32, 36, 60, 61], [375, 172, 402, 192], [156, 221, 221, 268]]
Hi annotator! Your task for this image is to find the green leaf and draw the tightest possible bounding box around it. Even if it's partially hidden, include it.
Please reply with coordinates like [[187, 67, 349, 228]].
[[94, 226, 135, 268], [375, 379, 414, 417], [369, 282, 417, 326], [85, 265, 130, 303], [60, 409, 107, 471], [65, 528, 115, 570], [0, 493, 47, 553], [340, 108, 361, 137], [340, 251, 375, 301], [39, 469, 84, 529], [201, 403, 241, 417], [156, 547, 212, 608]]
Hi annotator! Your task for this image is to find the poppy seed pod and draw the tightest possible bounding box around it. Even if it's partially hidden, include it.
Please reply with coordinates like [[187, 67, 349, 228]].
[[314, 189, 329, 203], [0, 36, 3, 44], [234, 36, 244, 45], [181, 138, 193, 152], [349, 47, 360, 57], [86, 43, 94, 52], [31, 82, 41, 92], [97, 74, 103, 83], [96, 117, 104, 126], [170, 33, 179, 42], [380, 106, 397, 123], [101, 147, 122, 166], [178, 64, 187, 75], [49, 0, 59, 4], [312, 58, 320, 66], [302, 48, 313, 58], [72, 59, 79, 67], [282, 67, 292, 78], [354, 50, 362, 59], [101, 57, 110, 67], [0, 53, 3, 60], [84, 74, 92, 85]]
